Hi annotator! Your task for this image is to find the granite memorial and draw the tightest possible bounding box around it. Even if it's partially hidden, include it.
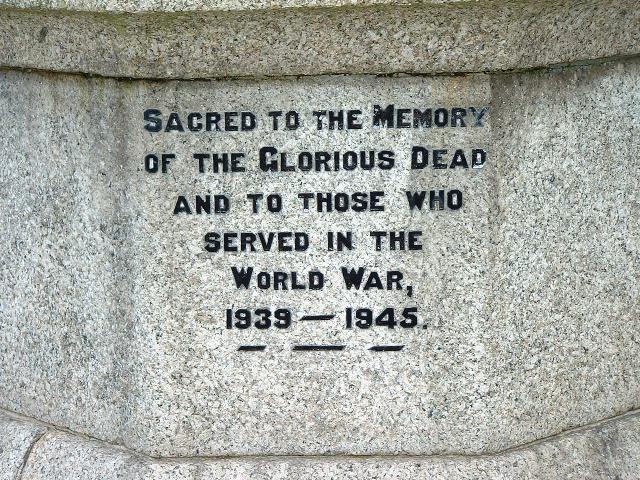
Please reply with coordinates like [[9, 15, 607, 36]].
[[0, 0, 639, 478]]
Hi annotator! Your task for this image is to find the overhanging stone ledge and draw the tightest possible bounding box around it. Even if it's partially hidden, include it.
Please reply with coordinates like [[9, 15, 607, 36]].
[[0, 0, 638, 80]]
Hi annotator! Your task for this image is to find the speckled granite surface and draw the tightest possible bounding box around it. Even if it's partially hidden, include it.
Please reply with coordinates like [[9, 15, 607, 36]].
[[0, 0, 638, 78], [0, 0, 638, 476], [1, 58, 638, 460], [2, 408, 640, 479], [4, 0, 474, 12]]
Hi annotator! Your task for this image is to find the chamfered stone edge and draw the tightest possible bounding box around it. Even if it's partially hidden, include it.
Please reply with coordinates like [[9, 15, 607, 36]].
[[1, 407, 639, 479], [0, 0, 638, 79]]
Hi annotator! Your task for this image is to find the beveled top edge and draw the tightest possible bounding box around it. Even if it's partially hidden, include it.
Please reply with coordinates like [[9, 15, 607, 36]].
[[0, 0, 476, 13], [1, 0, 638, 79]]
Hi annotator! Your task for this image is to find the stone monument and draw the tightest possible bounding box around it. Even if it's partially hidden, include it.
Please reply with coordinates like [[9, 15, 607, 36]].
[[0, 0, 639, 478]]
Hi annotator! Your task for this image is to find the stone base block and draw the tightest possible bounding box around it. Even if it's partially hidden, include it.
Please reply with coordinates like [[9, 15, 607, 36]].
[[2, 408, 640, 479]]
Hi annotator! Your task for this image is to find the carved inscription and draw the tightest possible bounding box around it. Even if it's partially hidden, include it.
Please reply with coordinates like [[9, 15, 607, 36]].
[[142, 103, 489, 352]]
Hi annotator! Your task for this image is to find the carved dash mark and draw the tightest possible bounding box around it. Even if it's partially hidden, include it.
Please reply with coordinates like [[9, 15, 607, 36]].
[[293, 345, 345, 351], [300, 314, 335, 321], [369, 345, 405, 352], [238, 345, 266, 351]]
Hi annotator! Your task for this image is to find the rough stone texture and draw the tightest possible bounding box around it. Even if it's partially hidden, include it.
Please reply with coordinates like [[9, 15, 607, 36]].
[[487, 58, 640, 448], [0, 0, 638, 79], [0, 72, 133, 446], [0, 0, 473, 12], [1, 57, 638, 459], [121, 73, 493, 457], [0, 411, 46, 480], [7, 408, 640, 479]]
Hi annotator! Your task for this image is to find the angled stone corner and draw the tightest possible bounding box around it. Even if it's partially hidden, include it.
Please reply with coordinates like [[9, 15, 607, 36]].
[[0, 411, 47, 480]]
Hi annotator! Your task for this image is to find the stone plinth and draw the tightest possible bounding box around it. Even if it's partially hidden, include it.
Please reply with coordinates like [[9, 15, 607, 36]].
[[0, 0, 639, 478]]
